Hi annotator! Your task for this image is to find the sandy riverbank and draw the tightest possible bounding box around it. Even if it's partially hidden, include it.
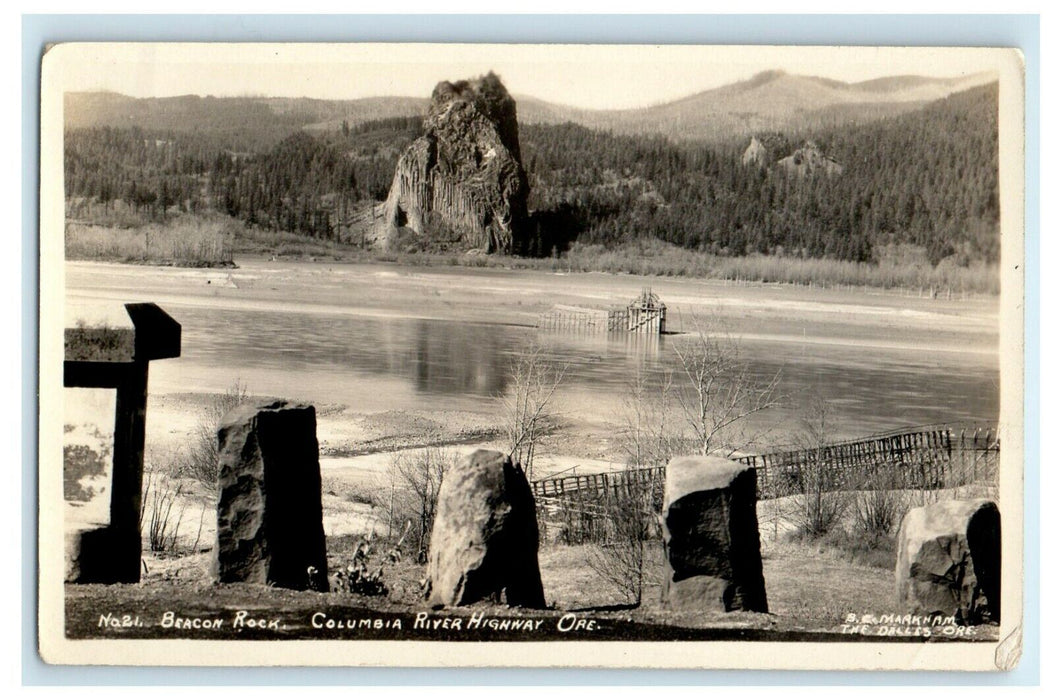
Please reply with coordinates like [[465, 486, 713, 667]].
[[66, 256, 998, 353]]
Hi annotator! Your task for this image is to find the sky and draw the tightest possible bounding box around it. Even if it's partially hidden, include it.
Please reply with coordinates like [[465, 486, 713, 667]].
[[45, 43, 1002, 110]]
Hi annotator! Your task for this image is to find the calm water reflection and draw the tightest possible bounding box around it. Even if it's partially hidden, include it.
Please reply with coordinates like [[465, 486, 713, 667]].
[[158, 304, 998, 437]]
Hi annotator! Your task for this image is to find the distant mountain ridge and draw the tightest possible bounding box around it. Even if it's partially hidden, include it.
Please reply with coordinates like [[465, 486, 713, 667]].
[[65, 69, 996, 146], [521, 69, 995, 141]]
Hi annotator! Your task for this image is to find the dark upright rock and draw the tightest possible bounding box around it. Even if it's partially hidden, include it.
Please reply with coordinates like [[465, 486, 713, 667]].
[[661, 455, 768, 613], [216, 401, 329, 591], [64, 526, 141, 584], [895, 499, 1000, 623], [425, 449, 545, 608], [375, 72, 530, 254]]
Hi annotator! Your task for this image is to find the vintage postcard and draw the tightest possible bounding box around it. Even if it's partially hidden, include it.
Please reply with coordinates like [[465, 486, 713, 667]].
[[38, 43, 1025, 670]]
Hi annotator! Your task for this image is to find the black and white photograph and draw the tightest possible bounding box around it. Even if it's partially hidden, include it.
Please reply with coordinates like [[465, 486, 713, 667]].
[[36, 42, 1025, 669]]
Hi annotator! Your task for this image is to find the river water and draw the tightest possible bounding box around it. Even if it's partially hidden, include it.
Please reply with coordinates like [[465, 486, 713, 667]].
[[64, 260, 1000, 443]]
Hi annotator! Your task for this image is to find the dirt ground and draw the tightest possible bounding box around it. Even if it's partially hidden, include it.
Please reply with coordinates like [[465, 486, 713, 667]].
[[65, 531, 998, 642]]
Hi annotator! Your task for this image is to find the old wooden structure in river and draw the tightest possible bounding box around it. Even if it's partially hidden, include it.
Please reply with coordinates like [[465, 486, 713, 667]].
[[539, 287, 667, 334]]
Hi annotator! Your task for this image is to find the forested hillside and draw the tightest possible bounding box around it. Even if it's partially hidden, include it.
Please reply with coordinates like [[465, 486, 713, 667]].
[[520, 83, 999, 264], [65, 116, 422, 238], [64, 92, 428, 150], [64, 83, 999, 266]]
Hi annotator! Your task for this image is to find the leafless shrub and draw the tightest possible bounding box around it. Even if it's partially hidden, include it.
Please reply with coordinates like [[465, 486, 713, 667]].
[[141, 470, 187, 553], [615, 364, 689, 469], [670, 313, 783, 457], [784, 478, 850, 539], [582, 481, 661, 607], [502, 343, 567, 480], [177, 380, 250, 492], [783, 397, 850, 538], [901, 486, 948, 512], [850, 469, 908, 536], [385, 445, 454, 563]]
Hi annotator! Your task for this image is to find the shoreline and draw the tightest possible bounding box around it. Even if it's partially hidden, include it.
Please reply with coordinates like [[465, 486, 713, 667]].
[[66, 229, 1002, 297], [66, 257, 998, 351]]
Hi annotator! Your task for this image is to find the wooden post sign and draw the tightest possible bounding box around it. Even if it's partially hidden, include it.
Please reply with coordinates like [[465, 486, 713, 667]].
[[63, 303, 181, 584]]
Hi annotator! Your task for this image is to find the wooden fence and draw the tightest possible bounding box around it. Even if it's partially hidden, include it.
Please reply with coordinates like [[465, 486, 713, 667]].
[[533, 465, 666, 498], [538, 306, 608, 333], [741, 425, 999, 498], [538, 291, 666, 335], [530, 424, 1000, 504]]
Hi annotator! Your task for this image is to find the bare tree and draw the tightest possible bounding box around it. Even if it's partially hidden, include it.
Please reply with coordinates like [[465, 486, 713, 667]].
[[614, 363, 685, 469], [502, 343, 567, 480], [670, 313, 783, 457]]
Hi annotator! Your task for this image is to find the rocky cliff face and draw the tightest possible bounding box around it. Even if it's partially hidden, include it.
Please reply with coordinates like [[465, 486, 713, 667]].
[[375, 73, 529, 253], [740, 136, 770, 167], [776, 141, 844, 177], [742, 135, 842, 177], [741, 133, 791, 168]]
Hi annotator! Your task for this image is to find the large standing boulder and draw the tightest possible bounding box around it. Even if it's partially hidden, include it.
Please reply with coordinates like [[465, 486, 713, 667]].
[[216, 401, 329, 591], [424, 450, 545, 608], [374, 72, 530, 254], [661, 456, 768, 613], [895, 499, 1000, 623]]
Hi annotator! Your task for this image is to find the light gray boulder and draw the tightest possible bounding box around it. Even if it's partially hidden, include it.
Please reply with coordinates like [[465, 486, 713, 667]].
[[425, 449, 545, 608], [895, 499, 1000, 623]]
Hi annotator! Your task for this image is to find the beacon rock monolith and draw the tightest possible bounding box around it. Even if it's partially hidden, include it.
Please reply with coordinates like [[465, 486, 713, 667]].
[[375, 72, 530, 254]]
